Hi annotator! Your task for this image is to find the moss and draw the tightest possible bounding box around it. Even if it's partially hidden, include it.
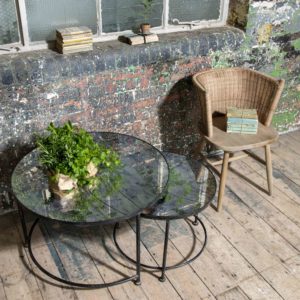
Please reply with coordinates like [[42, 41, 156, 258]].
[[292, 39, 300, 50], [209, 49, 234, 69], [128, 65, 136, 72], [272, 110, 299, 130]]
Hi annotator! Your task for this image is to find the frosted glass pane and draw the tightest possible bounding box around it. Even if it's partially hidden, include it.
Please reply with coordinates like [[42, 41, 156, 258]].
[[102, 0, 163, 33], [25, 0, 97, 42], [0, 0, 19, 44], [169, 0, 221, 23]]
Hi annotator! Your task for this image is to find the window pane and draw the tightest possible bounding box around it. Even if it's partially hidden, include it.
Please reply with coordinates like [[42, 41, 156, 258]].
[[0, 0, 19, 45], [25, 0, 97, 42], [102, 0, 163, 33], [169, 0, 221, 24]]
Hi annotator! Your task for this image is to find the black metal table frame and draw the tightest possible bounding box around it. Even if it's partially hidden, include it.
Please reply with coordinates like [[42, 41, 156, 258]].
[[17, 201, 143, 288], [113, 214, 207, 282], [13, 132, 170, 289]]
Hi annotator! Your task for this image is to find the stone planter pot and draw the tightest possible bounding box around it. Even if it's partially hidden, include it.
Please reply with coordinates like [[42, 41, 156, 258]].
[[47, 161, 98, 210], [140, 23, 151, 35]]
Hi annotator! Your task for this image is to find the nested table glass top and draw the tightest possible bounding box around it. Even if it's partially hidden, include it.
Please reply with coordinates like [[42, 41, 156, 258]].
[[143, 152, 217, 219], [11, 132, 169, 224]]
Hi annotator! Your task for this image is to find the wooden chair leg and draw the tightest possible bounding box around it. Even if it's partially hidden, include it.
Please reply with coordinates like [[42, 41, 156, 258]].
[[265, 145, 273, 196], [217, 152, 230, 212]]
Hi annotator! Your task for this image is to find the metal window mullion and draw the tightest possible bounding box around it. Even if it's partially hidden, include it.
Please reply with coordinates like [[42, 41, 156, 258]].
[[163, 0, 169, 29], [16, 0, 30, 47], [220, 0, 230, 25], [97, 0, 102, 35]]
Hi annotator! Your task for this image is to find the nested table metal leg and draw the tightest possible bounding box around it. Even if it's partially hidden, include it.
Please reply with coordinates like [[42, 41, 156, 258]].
[[17, 203, 29, 247], [19, 215, 142, 288], [114, 215, 207, 281], [159, 219, 170, 282], [135, 214, 141, 285]]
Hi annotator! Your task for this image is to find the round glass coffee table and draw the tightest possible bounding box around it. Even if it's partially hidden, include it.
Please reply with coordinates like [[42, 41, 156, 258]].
[[11, 132, 169, 288], [114, 152, 217, 281]]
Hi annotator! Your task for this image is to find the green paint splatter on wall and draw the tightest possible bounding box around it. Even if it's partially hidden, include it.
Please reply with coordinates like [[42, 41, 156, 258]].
[[292, 38, 300, 50], [272, 111, 299, 130], [128, 65, 136, 72]]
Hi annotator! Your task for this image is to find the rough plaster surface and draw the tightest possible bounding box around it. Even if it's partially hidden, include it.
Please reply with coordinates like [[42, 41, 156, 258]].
[[0, 0, 299, 213]]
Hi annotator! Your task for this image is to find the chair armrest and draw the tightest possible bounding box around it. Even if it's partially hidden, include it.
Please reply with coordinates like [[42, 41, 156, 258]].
[[265, 78, 285, 127], [192, 74, 213, 138]]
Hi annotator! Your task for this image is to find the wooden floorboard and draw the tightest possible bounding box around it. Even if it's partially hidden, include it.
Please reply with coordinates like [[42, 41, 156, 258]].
[[0, 130, 300, 300], [238, 274, 283, 300]]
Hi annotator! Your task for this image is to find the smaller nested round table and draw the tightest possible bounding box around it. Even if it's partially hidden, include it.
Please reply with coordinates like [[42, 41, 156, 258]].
[[114, 152, 217, 281], [11, 132, 169, 288]]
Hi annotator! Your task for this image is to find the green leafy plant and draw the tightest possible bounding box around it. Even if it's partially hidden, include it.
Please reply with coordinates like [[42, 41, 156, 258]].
[[141, 0, 154, 23], [36, 121, 121, 188]]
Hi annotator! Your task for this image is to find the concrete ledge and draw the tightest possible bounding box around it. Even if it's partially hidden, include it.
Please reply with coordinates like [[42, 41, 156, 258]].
[[0, 26, 244, 87]]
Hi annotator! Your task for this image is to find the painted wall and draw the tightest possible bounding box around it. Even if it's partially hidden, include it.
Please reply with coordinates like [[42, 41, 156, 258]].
[[0, 0, 299, 214], [216, 0, 300, 131]]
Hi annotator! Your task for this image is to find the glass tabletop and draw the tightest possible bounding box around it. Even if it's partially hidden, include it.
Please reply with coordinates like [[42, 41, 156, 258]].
[[142, 152, 217, 220], [11, 132, 169, 225]]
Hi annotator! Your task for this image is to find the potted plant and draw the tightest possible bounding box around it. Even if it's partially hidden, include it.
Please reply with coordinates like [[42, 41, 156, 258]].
[[140, 0, 154, 35], [36, 121, 120, 202]]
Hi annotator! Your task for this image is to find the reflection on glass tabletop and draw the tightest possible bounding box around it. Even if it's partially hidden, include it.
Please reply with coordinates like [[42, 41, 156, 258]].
[[143, 152, 217, 220], [11, 132, 169, 225]]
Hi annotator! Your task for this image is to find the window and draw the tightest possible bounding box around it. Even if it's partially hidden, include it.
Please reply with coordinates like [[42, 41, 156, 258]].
[[0, 0, 229, 52]]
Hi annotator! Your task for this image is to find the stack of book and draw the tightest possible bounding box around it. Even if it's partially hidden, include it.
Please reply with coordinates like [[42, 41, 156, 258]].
[[227, 107, 258, 134], [56, 26, 93, 54]]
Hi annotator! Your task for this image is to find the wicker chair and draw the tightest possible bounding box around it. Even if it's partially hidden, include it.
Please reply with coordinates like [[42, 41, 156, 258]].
[[192, 67, 285, 211]]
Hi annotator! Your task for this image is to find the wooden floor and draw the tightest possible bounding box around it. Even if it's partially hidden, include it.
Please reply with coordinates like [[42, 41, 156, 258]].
[[1, 130, 300, 300]]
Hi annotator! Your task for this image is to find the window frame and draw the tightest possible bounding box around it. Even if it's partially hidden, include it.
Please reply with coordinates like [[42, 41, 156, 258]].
[[0, 0, 229, 54]]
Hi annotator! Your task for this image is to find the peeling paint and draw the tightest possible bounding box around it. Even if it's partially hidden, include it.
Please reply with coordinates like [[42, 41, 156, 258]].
[[210, 0, 300, 132], [257, 24, 273, 44], [46, 92, 59, 100]]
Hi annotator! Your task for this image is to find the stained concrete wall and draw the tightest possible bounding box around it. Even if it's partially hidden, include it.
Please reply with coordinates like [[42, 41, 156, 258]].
[[0, 0, 299, 213], [216, 0, 300, 131]]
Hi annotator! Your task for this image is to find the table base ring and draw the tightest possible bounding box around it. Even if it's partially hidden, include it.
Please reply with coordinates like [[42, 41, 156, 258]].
[[113, 216, 207, 280], [27, 218, 140, 288]]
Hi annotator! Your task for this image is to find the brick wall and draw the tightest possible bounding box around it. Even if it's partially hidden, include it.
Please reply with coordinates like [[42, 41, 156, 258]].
[[0, 27, 243, 212]]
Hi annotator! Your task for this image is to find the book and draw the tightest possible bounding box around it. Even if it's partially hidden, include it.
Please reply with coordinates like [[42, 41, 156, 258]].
[[227, 118, 258, 124], [227, 125, 258, 132], [56, 26, 92, 37], [56, 39, 93, 48], [119, 33, 159, 45], [119, 34, 145, 45], [144, 33, 159, 43], [227, 125, 258, 134], [227, 107, 258, 119], [56, 41, 93, 48], [56, 36, 92, 44], [58, 46, 93, 54], [56, 44, 93, 54]]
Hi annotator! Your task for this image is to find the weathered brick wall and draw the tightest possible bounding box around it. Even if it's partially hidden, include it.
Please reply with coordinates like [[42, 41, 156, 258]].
[[0, 28, 243, 212], [0, 0, 299, 214], [215, 0, 300, 131]]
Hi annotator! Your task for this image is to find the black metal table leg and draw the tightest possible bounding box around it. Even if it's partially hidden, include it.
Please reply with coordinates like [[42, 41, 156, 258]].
[[159, 219, 170, 282], [26, 218, 139, 288], [135, 214, 141, 285], [114, 216, 208, 281], [17, 203, 29, 247], [192, 215, 199, 226]]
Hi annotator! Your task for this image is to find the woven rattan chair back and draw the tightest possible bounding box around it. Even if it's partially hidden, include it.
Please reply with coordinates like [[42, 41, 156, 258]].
[[193, 68, 285, 137]]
